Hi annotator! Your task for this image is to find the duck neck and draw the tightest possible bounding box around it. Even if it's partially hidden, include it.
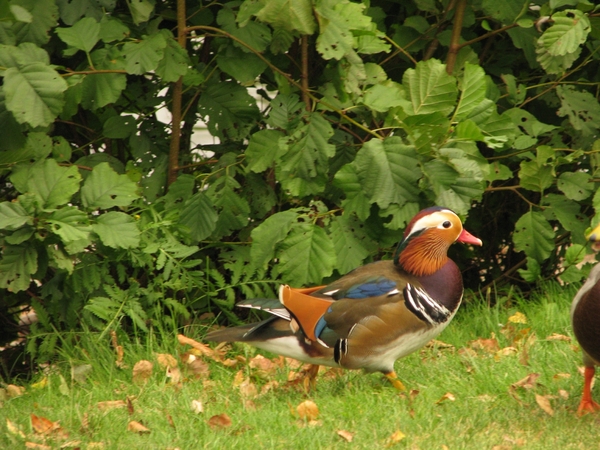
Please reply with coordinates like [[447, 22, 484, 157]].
[[394, 232, 450, 277]]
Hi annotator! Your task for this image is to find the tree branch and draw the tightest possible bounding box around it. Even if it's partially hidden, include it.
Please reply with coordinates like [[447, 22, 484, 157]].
[[445, 0, 467, 74]]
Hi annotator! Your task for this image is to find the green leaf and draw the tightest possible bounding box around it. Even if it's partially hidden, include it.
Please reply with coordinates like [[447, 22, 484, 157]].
[[401, 59, 458, 116], [55, 17, 100, 53], [362, 81, 404, 112], [254, 0, 316, 35], [93, 211, 140, 249], [250, 210, 297, 271], [126, 0, 155, 25], [98, 16, 130, 43], [122, 33, 166, 75], [275, 223, 335, 286], [47, 207, 91, 243], [27, 159, 82, 208], [556, 85, 600, 136], [155, 32, 189, 82], [543, 194, 587, 238], [557, 171, 592, 201], [198, 81, 260, 141], [454, 62, 486, 120], [513, 211, 555, 262], [332, 164, 372, 221], [266, 94, 304, 131], [10, 0, 58, 45], [519, 160, 553, 192], [246, 129, 285, 173], [103, 115, 136, 139], [80, 162, 138, 209], [0, 244, 37, 292], [352, 137, 421, 209], [455, 120, 484, 141], [81, 72, 127, 110], [216, 45, 267, 84], [0, 201, 31, 230], [329, 214, 372, 274], [3, 63, 67, 127], [207, 176, 251, 237], [565, 243, 585, 266], [538, 10, 590, 57], [217, 8, 272, 53], [47, 245, 74, 274], [518, 257, 541, 282], [178, 192, 218, 242]]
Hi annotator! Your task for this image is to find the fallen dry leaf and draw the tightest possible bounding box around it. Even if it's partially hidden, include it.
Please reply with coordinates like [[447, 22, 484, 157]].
[[296, 400, 319, 420], [436, 392, 456, 404], [126, 396, 134, 415], [191, 399, 204, 414], [166, 366, 182, 384], [386, 430, 406, 447], [494, 346, 518, 361], [535, 394, 554, 416], [249, 354, 278, 378], [470, 337, 500, 354], [6, 384, 25, 398], [71, 364, 92, 384], [25, 443, 51, 449], [546, 333, 571, 342], [511, 373, 540, 390], [207, 413, 232, 429], [426, 339, 454, 349], [31, 414, 60, 435], [553, 373, 571, 380], [6, 418, 25, 438], [508, 312, 527, 324], [132, 360, 153, 384], [558, 389, 569, 399], [337, 429, 354, 442], [31, 377, 48, 390], [156, 353, 178, 369], [238, 379, 258, 399], [111, 330, 125, 368], [97, 400, 127, 411], [59, 439, 82, 448], [183, 354, 210, 378], [127, 420, 151, 433], [177, 334, 221, 361], [260, 380, 280, 395]]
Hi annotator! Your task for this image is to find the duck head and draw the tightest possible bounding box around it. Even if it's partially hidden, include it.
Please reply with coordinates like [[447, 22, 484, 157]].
[[393, 206, 482, 277]]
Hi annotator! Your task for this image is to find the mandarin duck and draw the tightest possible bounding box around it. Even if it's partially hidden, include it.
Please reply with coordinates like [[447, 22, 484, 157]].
[[205, 206, 482, 389], [571, 223, 600, 415]]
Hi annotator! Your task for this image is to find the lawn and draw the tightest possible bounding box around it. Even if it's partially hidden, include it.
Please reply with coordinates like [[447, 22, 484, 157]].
[[1, 282, 598, 449]]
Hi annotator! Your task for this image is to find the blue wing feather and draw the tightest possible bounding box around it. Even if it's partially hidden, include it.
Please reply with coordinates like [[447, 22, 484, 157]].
[[343, 277, 397, 299]]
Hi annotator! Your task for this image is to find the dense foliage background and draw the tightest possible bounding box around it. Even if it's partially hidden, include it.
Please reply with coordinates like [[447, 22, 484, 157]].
[[1, 0, 600, 367]]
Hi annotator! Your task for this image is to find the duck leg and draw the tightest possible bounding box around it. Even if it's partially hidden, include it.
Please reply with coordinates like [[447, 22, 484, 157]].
[[577, 366, 600, 416], [384, 371, 406, 391]]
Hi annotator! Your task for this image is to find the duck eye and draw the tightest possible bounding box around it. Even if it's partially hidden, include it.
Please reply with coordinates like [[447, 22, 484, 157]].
[[442, 221, 451, 228]]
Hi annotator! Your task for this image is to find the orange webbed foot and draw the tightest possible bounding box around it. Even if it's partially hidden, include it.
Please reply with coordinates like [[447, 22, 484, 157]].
[[384, 371, 406, 391], [577, 398, 600, 416]]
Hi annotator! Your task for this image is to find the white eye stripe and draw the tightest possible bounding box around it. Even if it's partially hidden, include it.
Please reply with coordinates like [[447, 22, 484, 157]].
[[407, 210, 459, 237]]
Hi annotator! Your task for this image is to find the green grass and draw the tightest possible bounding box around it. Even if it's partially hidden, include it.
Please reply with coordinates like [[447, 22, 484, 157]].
[[1, 282, 599, 449]]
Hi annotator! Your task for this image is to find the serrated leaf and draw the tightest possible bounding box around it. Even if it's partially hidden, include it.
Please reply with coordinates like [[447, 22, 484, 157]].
[[123, 33, 166, 75], [538, 10, 590, 57], [81, 162, 139, 209], [353, 137, 421, 209], [255, 0, 316, 35], [0, 201, 31, 230], [564, 244, 585, 266], [47, 245, 74, 274], [126, 0, 154, 25], [47, 207, 91, 243], [216, 44, 267, 84], [513, 211, 555, 262], [178, 192, 218, 241], [155, 33, 189, 82], [454, 63, 486, 120], [250, 210, 297, 271], [519, 161, 553, 192], [329, 215, 372, 274], [556, 85, 600, 136], [362, 81, 404, 112], [27, 159, 82, 208], [99, 15, 130, 42], [198, 81, 260, 141], [0, 244, 37, 292], [208, 176, 251, 237], [246, 129, 285, 173], [401, 59, 458, 116], [92, 211, 140, 249], [265, 94, 304, 131], [10, 0, 59, 45], [518, 257, 541, 282], [557, 171, 592, 201], [332, 164, 372, 221], [55, 17, 100, 52], [81, 72, 126, 110], [276, 223, 335, 286], [543, 194, 587, 237], [4, 63, 67, 127], [103, 115, 136, 139]]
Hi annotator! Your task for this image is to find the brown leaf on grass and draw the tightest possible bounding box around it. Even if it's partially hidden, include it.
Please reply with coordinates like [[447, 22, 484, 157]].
[[469, 337, 500, 354], [183, 354, 210, 378], [494, 346, 518, 361], [6, 418, 25, 438], [156, 353, 178, 369], [126, 396, 135, 415], [409, 389, 420, 402], [127, 420, 151, 434], [71, 364, 92, 384], [553, 373, 571, 380], [60, 439, 83, 448], [97, 400, 127, 411], [426, 339, 454, 349], [207, 413, 232, 429], [166, 366, 182, 385], [260, 380, 280, 395], [436, 392, 456, 404], [296, 400, 319, 420], [546, 333, 571, 342], [558, 389, 569, 399], [7, 384, 25, 397], [535, 394, 554, 416], [177, 334, 222, 361], [31, 414, 60, 435], [25, 443, 51, 449], [238, 379, 258, 399], [249, 354, 279, 378], [111, 330, 125, 368], [132, 360, 153, 384], [337, 429, 354, 442], [385, 430, 406, 447], [511, 373, 540, 390]]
